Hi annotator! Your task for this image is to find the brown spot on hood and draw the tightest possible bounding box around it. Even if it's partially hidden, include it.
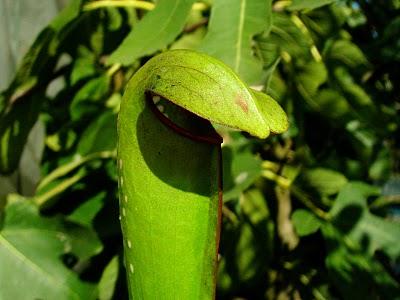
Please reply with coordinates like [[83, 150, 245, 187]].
[[235, 94, 248, 113]]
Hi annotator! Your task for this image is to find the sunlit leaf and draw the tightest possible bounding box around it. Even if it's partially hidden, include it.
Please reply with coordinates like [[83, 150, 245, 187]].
[[303, 168, 348, 196], [108, 0, 196, 65], [292, 209, 321, 236], [199, 0, 272, 84], [98, 256, 119, 300], [288, 0, 337, 11]]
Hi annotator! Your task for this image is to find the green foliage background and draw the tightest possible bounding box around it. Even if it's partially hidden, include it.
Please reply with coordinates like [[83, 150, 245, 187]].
[[0, 0, 399, 299]]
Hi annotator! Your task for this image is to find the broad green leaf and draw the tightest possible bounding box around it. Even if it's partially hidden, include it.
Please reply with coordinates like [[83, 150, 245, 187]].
[[70, 46, 97, 85], [267, 13, 312, 59], [263, 56, 281, 90], [369, 148, 392, 181], [108, 0, 197, 65], [199, 0, 272, 84], [267, 71, 287, 100], [333, 67, 383, 130], [217, 189, 274, 294], [322, 224, 400, 299], [288, 0, 337, 11], [296, 61, 327, 97], [251, 90, 289, 134], [117, 49, 287, 298], [315, 89, 351, 119], [334, 67, 373, 107], [170, 27, 207, 50], [68, 192, 106, 227], [222, 146, 262, 202], [105, 7, 123, 31], [303, 168, 348, 196], [98, 256, 119, 300], [0, 0, 82, 174], [77, 111, 117, 155], [300, 4, 347, 39], [256, 39, 280, 70], [0, 195, 100, 300], [70, 75, 111, 120], [327, 40, 370, 69], [292, 209, 321, 236], [330, 183, 400, 261]]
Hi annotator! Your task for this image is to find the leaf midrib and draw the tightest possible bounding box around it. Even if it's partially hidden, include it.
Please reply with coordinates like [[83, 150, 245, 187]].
[[234, 0, 246, 73]]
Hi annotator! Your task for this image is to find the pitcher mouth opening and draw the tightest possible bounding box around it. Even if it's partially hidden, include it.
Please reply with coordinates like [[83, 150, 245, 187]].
[[145, 90, 223, 145]]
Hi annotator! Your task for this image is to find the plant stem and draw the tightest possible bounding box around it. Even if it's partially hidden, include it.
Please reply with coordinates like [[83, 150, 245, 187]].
[[273, 0, 292, 11], [290, 14, 322, 62], [290, 185, 329, 220], [275, 185, 299, 250], [107, 63, 121, 77], [83, 0, 155, 11], [37, 151, 115, 190], [34, 170, 87, 207], [261, 169, 291, 189], [83, 1, 208, 12], [261, 160, 281, 172], [222, 205, 239, 224]]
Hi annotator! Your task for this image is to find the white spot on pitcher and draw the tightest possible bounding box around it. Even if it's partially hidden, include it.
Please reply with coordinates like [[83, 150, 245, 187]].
[[157, 104, 164, 112], [153, 95, 161, 104]]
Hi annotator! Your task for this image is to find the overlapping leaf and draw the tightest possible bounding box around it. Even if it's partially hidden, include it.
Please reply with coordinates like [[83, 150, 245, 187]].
[[288, 0, 337, 11], [0, 0, 82, 174], [321, 183, 400, 298], [199, 0, 272, 84], [108, 0, 197, 65], [0, 195, 102, 299]]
